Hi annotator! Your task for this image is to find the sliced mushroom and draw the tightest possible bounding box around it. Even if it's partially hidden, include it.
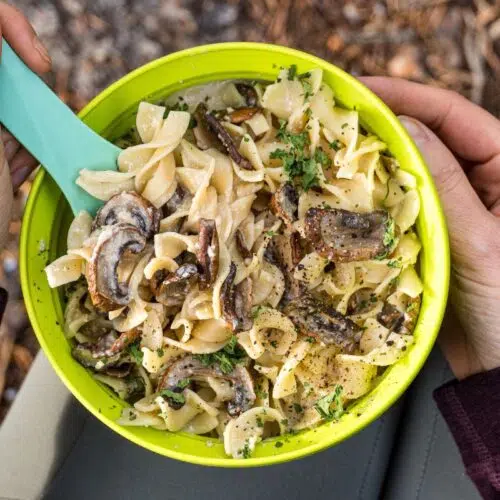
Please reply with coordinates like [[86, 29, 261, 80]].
[[235, 229, 252, 259], [264, 233, 304, 305], [193, 103, 226, 153], [202, 110, 253, 170], [151, 264, 199, 307], [270, 182, 299, 227], [378, 295, 421, 334], [305, 208, 395, 262], [163, 184, 189, 217], [78, 317, 115, 340], [72, 332, 121, 370], [229, 107, 259, 124], [88, 224, 147, 312], [221, 263, 253, 332], [235, 83, 258, 107], [377, 302, 405, 332], [108, 328, 141, 355], [197, 219, 219, 290], [93, 191, 161, 239], [157, 355, 255, 415], [284, 294, 362, 352]]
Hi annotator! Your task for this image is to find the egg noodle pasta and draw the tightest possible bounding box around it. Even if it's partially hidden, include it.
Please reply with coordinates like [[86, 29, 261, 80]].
[[45, 67, 423, 459]]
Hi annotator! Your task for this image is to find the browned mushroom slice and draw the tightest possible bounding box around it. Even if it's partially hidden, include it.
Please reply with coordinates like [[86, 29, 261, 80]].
[[235, 229, 252, 259], [229, 107, 259, 124], [235, 83, 258, 107], [92, 191, 161, 239], [157, 355, 255, 415], [193, 103, 226, 153], [264, 233, 304, 304], [151, 264, 199, 308], [377, 302, 405, 331], [270, 182, 299, 227], [305, 208, 395, 262], [72, 332, 121, 370], [108, 328, 141, 355], [88, 224, 147, 312], [221, 263, 253, 332], [284, 294, 362, 352], [203, 112, 253, 170], [378, 296, 421, 334], [197, 219, 219, 290]]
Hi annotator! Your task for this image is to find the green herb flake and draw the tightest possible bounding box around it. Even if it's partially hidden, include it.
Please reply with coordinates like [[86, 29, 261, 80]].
[[305, 336, 316, 343], [156, 348, 165, 357], [194, 336, 246, 375], [287, 64, 298, 81], [383, 218, 397, 248], [256, 417, 264, 428], [329, 139, 342, 151], [341, 122, 348, 129], [252, 305, 266, 319], [275, 441, 284, 448], [387, 259, 402, 269], [293, 403, 304, 414], [314, 385, 344, 421], [160, 389, 185, 405], [265, 230, 276, 237], [129, 343, 144, 364], [240, 440, 252, 459]]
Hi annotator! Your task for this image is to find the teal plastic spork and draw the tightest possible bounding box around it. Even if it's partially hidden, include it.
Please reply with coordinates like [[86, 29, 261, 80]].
[[0, 40, 121, 214]]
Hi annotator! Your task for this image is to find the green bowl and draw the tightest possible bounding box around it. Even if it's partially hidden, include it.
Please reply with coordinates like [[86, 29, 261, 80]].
[[20, 43, 450, 467]]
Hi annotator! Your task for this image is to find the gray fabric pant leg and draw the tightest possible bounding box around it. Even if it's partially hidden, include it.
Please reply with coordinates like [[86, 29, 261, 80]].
[[44, 399, 402, 500], [382, 347, 480, 500]]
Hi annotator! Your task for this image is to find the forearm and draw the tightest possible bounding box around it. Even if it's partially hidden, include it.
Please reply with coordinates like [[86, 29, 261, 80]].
[[0, 127, 13, 249], [434, 368, 500, 499]]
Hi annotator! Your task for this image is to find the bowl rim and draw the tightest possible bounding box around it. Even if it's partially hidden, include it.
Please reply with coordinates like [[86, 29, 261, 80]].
[[20, 42, 450, 467]]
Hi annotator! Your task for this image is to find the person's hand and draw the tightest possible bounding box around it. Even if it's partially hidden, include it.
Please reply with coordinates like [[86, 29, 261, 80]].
[[0, 2, 51, 190], [0, 2, 51, 249], [361, 77, 500, 380]]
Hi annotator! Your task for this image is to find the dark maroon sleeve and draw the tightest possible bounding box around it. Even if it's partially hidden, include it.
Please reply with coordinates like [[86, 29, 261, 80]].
[[434, 368, 500, 499]]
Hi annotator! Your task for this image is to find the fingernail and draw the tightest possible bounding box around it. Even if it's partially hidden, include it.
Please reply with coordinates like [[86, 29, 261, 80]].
[[399, 116, 430, 143], [32, 37, 51, 65], [11, 165, 32, 189]]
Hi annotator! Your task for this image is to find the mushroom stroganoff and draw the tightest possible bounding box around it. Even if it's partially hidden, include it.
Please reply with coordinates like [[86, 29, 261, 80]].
[[45, 67, 423, 459]]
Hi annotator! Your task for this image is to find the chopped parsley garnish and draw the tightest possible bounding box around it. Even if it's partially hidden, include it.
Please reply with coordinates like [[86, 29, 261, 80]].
[[164, 101, 188, 116], [287, 64, 298, 81], [305, 336, 316, 343], [300, 79, 313, 99], [265, 230, 276, 237], [156, 348, 165, 357], [329, 139, 342, 151], [383, 218, 397, 249], [256, 416, 264, 428], [275, 441, 284, 448], [129, 343, 144, 364], [387, 258, 402, 268], [341, 122, 348, 129], [194, 335, 246, 374], [270, 120, 321, 191], [160, 389, 185, 405], [251, 305, 266, 319], [129, 412, 137, 421], [240, 440, 252, 458], [314, 385, 344, 421], [177, 378, 191, 389], [293, 403, 304, 414], [270, 340, 278, 348], [314, 148, 332, 168]]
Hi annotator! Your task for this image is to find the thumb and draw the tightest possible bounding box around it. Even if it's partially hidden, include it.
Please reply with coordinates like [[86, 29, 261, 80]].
[[398, 115, 490, 255]]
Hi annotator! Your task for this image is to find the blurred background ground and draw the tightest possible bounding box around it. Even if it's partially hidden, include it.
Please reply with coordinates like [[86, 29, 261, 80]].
[[1, 0, 499, 424]]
